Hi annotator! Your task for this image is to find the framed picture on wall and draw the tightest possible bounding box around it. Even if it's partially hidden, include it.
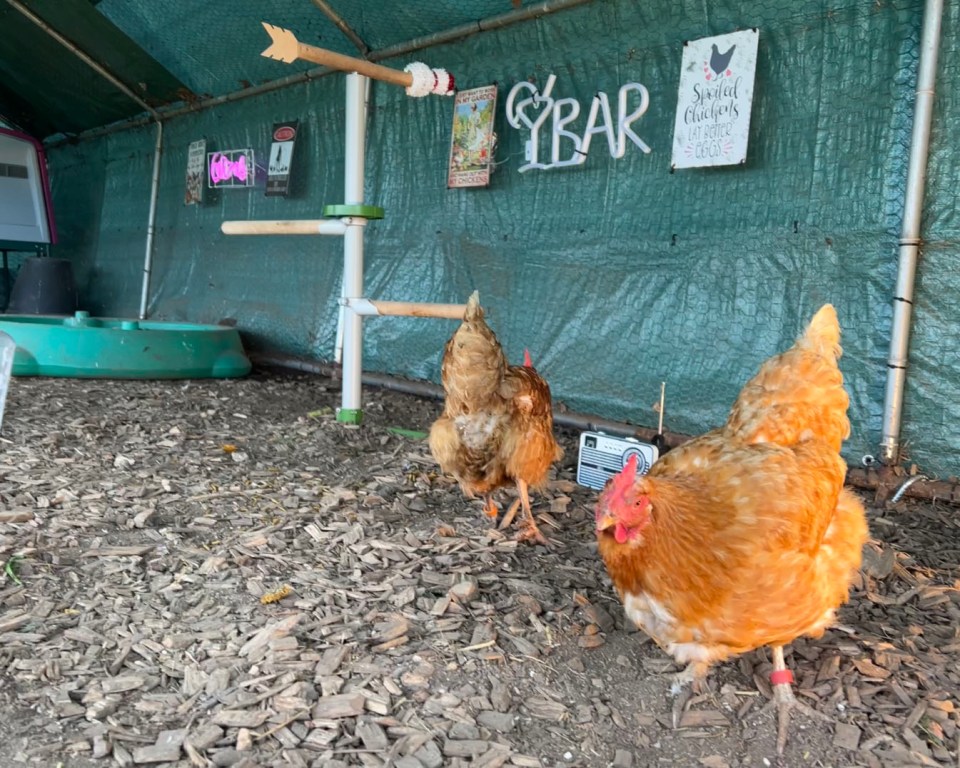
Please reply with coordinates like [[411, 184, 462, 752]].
[[448, 85, 498, 188]]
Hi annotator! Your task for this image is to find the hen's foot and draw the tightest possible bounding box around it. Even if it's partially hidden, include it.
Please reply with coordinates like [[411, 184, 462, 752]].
[[670, 664, 708, 697], [755, 676, 832, 754], [481, 497, 499, 519], [514, 519, 551, 547]]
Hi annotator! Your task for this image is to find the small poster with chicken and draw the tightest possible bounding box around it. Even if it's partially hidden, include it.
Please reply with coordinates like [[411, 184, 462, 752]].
[[184, 139, 205, 205], [447, 85, 498, 188], [671, 29, 759, 170]]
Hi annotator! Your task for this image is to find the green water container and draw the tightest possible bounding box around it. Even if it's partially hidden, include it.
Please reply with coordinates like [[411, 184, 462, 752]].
[[0, 312, 251, 379]]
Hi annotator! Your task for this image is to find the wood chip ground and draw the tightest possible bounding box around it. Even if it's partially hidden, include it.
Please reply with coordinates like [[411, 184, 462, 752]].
[[0, 372, 958, 768]]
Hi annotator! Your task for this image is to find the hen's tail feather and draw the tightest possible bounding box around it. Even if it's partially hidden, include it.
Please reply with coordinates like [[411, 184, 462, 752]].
[[799, 304, 842, 360], [465, 290, 482, 321]]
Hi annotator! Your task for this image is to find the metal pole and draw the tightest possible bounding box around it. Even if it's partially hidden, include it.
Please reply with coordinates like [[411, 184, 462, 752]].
[[307, 0, 370, 56], [880, 0, 943, 463], [337, 73, 369, 424], [139, 120, 163, 319]]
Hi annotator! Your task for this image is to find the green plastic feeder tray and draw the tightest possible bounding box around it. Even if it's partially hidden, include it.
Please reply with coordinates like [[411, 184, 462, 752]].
[[0, 312, 251, 379]]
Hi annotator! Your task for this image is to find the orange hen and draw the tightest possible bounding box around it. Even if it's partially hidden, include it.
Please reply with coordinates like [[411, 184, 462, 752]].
[[429, 291, 563, 544], [595, 305, 868, 752]]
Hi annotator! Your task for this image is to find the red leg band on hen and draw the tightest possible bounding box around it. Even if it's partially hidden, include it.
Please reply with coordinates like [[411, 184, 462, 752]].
[[770, 669, 794, 685]]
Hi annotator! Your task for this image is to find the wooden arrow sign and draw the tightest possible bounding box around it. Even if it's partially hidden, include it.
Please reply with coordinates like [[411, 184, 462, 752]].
[[261, 22, 412, 88], [260, 22, 454, 96]]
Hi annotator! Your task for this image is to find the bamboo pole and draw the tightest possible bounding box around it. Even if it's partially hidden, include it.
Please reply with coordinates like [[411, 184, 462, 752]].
[[261, 23, 412, 88]]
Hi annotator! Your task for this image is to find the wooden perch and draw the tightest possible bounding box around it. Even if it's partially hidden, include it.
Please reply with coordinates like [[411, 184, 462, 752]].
[[221, 220, 347, 236], [260, 22, 454, 96], [346, 299, 467, 320]]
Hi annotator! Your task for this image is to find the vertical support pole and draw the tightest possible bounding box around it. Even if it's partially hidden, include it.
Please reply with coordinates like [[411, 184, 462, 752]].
[[880, 0, 943, 463], [139, 120, 163, 320], [337, 72, 369, 424]]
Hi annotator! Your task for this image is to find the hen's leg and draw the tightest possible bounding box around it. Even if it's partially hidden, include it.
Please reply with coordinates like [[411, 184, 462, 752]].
[[757, 645, 832, 754], [481, 495, 499, 519], [512, 479, 550, 545]]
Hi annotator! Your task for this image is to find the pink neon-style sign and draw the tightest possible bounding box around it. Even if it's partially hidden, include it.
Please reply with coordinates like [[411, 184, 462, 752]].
[[209, 152, 248, 184]]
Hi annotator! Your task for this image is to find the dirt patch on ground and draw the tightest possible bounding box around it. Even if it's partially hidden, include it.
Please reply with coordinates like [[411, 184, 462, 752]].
[[0, 371, 958, 767]]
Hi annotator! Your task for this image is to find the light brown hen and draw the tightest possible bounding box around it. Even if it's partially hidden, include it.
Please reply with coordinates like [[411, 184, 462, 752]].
[[429, 291, 562, 544]]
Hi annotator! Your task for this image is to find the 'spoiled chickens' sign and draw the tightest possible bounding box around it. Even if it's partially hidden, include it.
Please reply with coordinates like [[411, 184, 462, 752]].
[[671, 29, 759, 170]]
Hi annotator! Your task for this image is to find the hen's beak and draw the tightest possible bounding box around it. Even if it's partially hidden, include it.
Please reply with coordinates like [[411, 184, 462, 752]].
[[595, 509, 617, 533]]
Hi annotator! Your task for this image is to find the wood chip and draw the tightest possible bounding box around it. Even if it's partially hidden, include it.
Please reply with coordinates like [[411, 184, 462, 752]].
[[81, 546, 153, 557], [833, 722, 861, 750], [212, 710, 271, 728], [677, 710, 729, 729], [851, 658, 892, 679], [311, 693, 366, 720]]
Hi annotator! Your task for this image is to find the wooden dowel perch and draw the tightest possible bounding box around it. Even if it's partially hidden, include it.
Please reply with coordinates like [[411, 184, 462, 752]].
[[221, 220, 347, 236], [346, 299, 467, 320], [261, 23, 454, 97]]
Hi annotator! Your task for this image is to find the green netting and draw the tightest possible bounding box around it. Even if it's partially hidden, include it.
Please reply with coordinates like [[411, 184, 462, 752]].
[[93, 0, 550, 101], [0, 0, 188, 137], [45, 0, 960, 477]]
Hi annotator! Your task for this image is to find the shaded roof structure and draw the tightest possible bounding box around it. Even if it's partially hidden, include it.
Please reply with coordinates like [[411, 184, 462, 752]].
[[0, 0, 570, 141]]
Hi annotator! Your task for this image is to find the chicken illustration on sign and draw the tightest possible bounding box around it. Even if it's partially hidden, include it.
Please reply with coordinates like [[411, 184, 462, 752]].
[[506, 74, 651, 173], [671, 29, 759, 169]]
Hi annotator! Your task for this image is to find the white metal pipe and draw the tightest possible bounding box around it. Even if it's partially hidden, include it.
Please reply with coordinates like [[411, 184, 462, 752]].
[[221, 219, 349, 236], [880, 0, 943, 464], [334, 77, 373, 366], [337, 72, 369, 422], [138, 120, 163, 319]]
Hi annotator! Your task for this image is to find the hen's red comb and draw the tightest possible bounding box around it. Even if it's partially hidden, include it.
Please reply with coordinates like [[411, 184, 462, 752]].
[[612, 454, 639, 494], [523, 349, 532, 368]]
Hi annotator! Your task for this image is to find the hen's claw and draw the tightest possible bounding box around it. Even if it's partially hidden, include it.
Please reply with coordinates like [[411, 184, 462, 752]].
[[755, 681, 832, 754], [514, 520, 552, 547], [511, 478, 554, 546]]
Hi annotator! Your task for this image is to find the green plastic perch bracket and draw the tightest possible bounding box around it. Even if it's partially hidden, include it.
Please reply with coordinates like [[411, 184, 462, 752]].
[[336, 408, 363, 425], [323, 204, 385, 219]]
